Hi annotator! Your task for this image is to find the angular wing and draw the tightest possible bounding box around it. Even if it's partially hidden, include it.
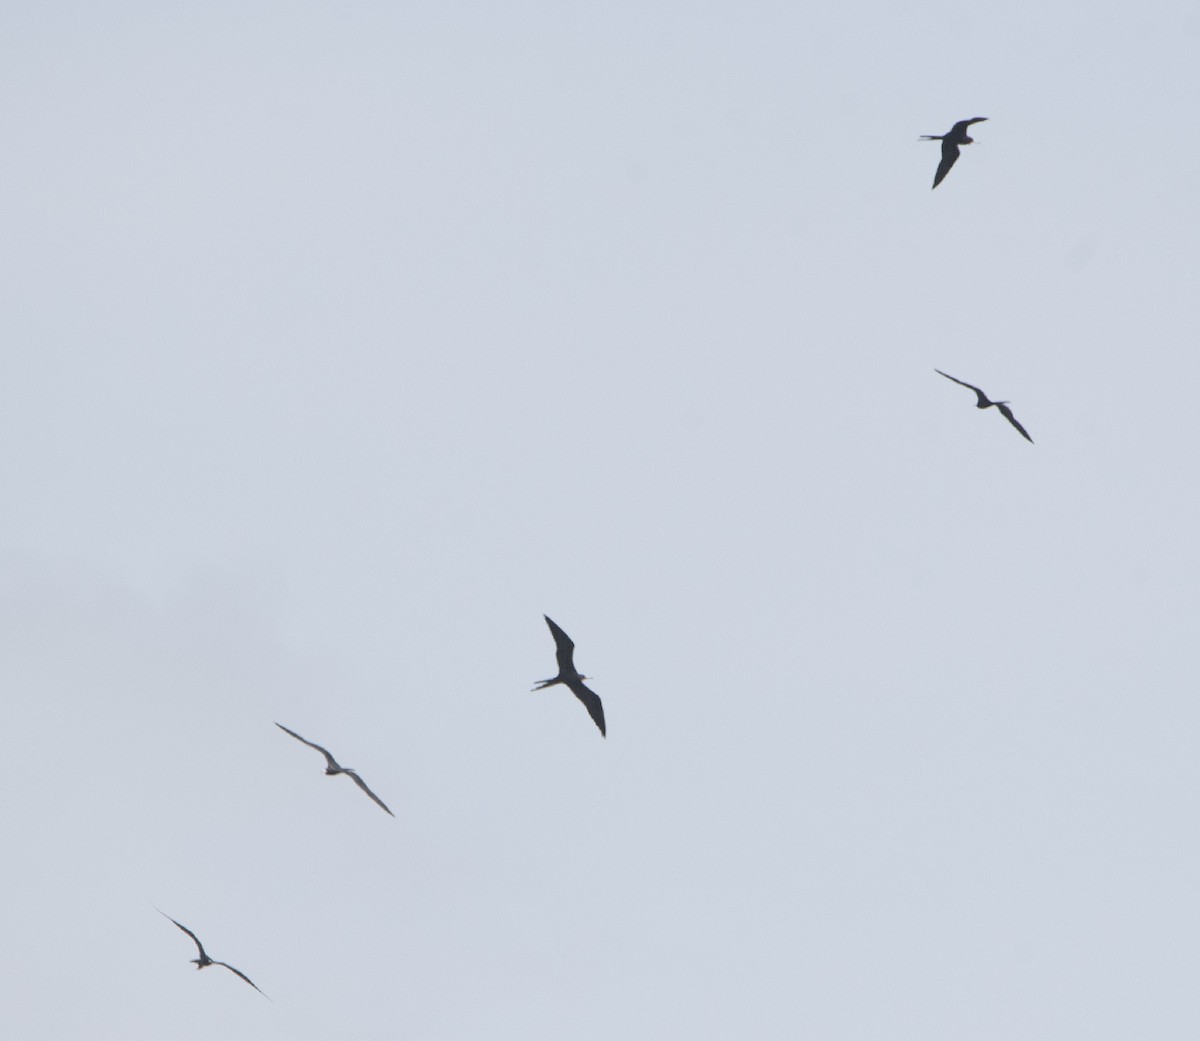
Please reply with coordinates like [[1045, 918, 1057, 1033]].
[[932, 140, 960, 189], [567, 679, 607, 738], [934, 369, 988, 406], [996, 403, 1033, 443], [275, 722, 340, 771], [543, 615, 577, 675], [345, 770, 395, 817], [951, 117, 988, 135], [213, 961, 269, 998], [160, 911, 207, 961]]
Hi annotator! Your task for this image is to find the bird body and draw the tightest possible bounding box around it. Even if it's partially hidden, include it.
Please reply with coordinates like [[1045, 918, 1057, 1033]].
[[158, 911, 268, 998], [535, 615, 606, 737], [935, 369, 1033, 442], [921, 117, 987, 188], [275, 723, 395, 816]]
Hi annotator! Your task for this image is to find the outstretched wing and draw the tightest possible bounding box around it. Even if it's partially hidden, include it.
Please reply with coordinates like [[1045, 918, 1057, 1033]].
[[213, 961, 269, 998], [160, 911, 207, 961], [996, 403, 1033, 443], [567, 679, 607, 738], [345, 770, 395, 817], [934, 369, 989, 406], [932, 140, 960, 188], [951, 117, 988, 135], [275, 722, 340, 771], [543, 615, 577, 675]]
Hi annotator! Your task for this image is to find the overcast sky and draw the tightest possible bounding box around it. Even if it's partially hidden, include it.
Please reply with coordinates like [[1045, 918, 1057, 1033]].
[[3, 2, 1200, 1039]]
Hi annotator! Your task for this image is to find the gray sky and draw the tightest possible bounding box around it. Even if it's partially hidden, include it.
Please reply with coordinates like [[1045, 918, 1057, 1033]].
[[3, 2, 1200, 1038]]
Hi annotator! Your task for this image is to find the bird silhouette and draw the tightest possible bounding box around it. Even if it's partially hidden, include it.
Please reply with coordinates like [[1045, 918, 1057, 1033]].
[[158, 910, 268, 998], [935, 369, 1033, 442], [275, 723, 395, 816], [534, 615, 606, 737], [921, 117, 987, 189]]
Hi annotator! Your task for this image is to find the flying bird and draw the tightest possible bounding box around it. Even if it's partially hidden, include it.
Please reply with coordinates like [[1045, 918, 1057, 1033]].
[[158, 910, 268, 998], [921, 117, 987, 189], [275, 723, 395, 816], [534, 615, 606, 737], [935, 369, 1033, 442]]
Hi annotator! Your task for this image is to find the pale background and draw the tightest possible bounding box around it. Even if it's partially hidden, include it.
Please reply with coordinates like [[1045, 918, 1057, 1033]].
[[3, 2, 1200, 1038]]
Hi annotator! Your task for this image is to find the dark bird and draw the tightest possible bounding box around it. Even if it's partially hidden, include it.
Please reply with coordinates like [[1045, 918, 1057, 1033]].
[[534, 615, 606, 737], [275, 723, 395, 816], [921, 117, 987, 189], [935, 369, 1033, 442], [157, 910, 268, 998]]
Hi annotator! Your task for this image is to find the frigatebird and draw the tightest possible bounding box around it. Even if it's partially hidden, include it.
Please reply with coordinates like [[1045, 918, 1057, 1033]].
[[275, 723, 395, 816], [935, 369, 1033, 442], [534, 615, 606, 737], [921, 117, 987, 189], [158, 910, 268, 998]]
